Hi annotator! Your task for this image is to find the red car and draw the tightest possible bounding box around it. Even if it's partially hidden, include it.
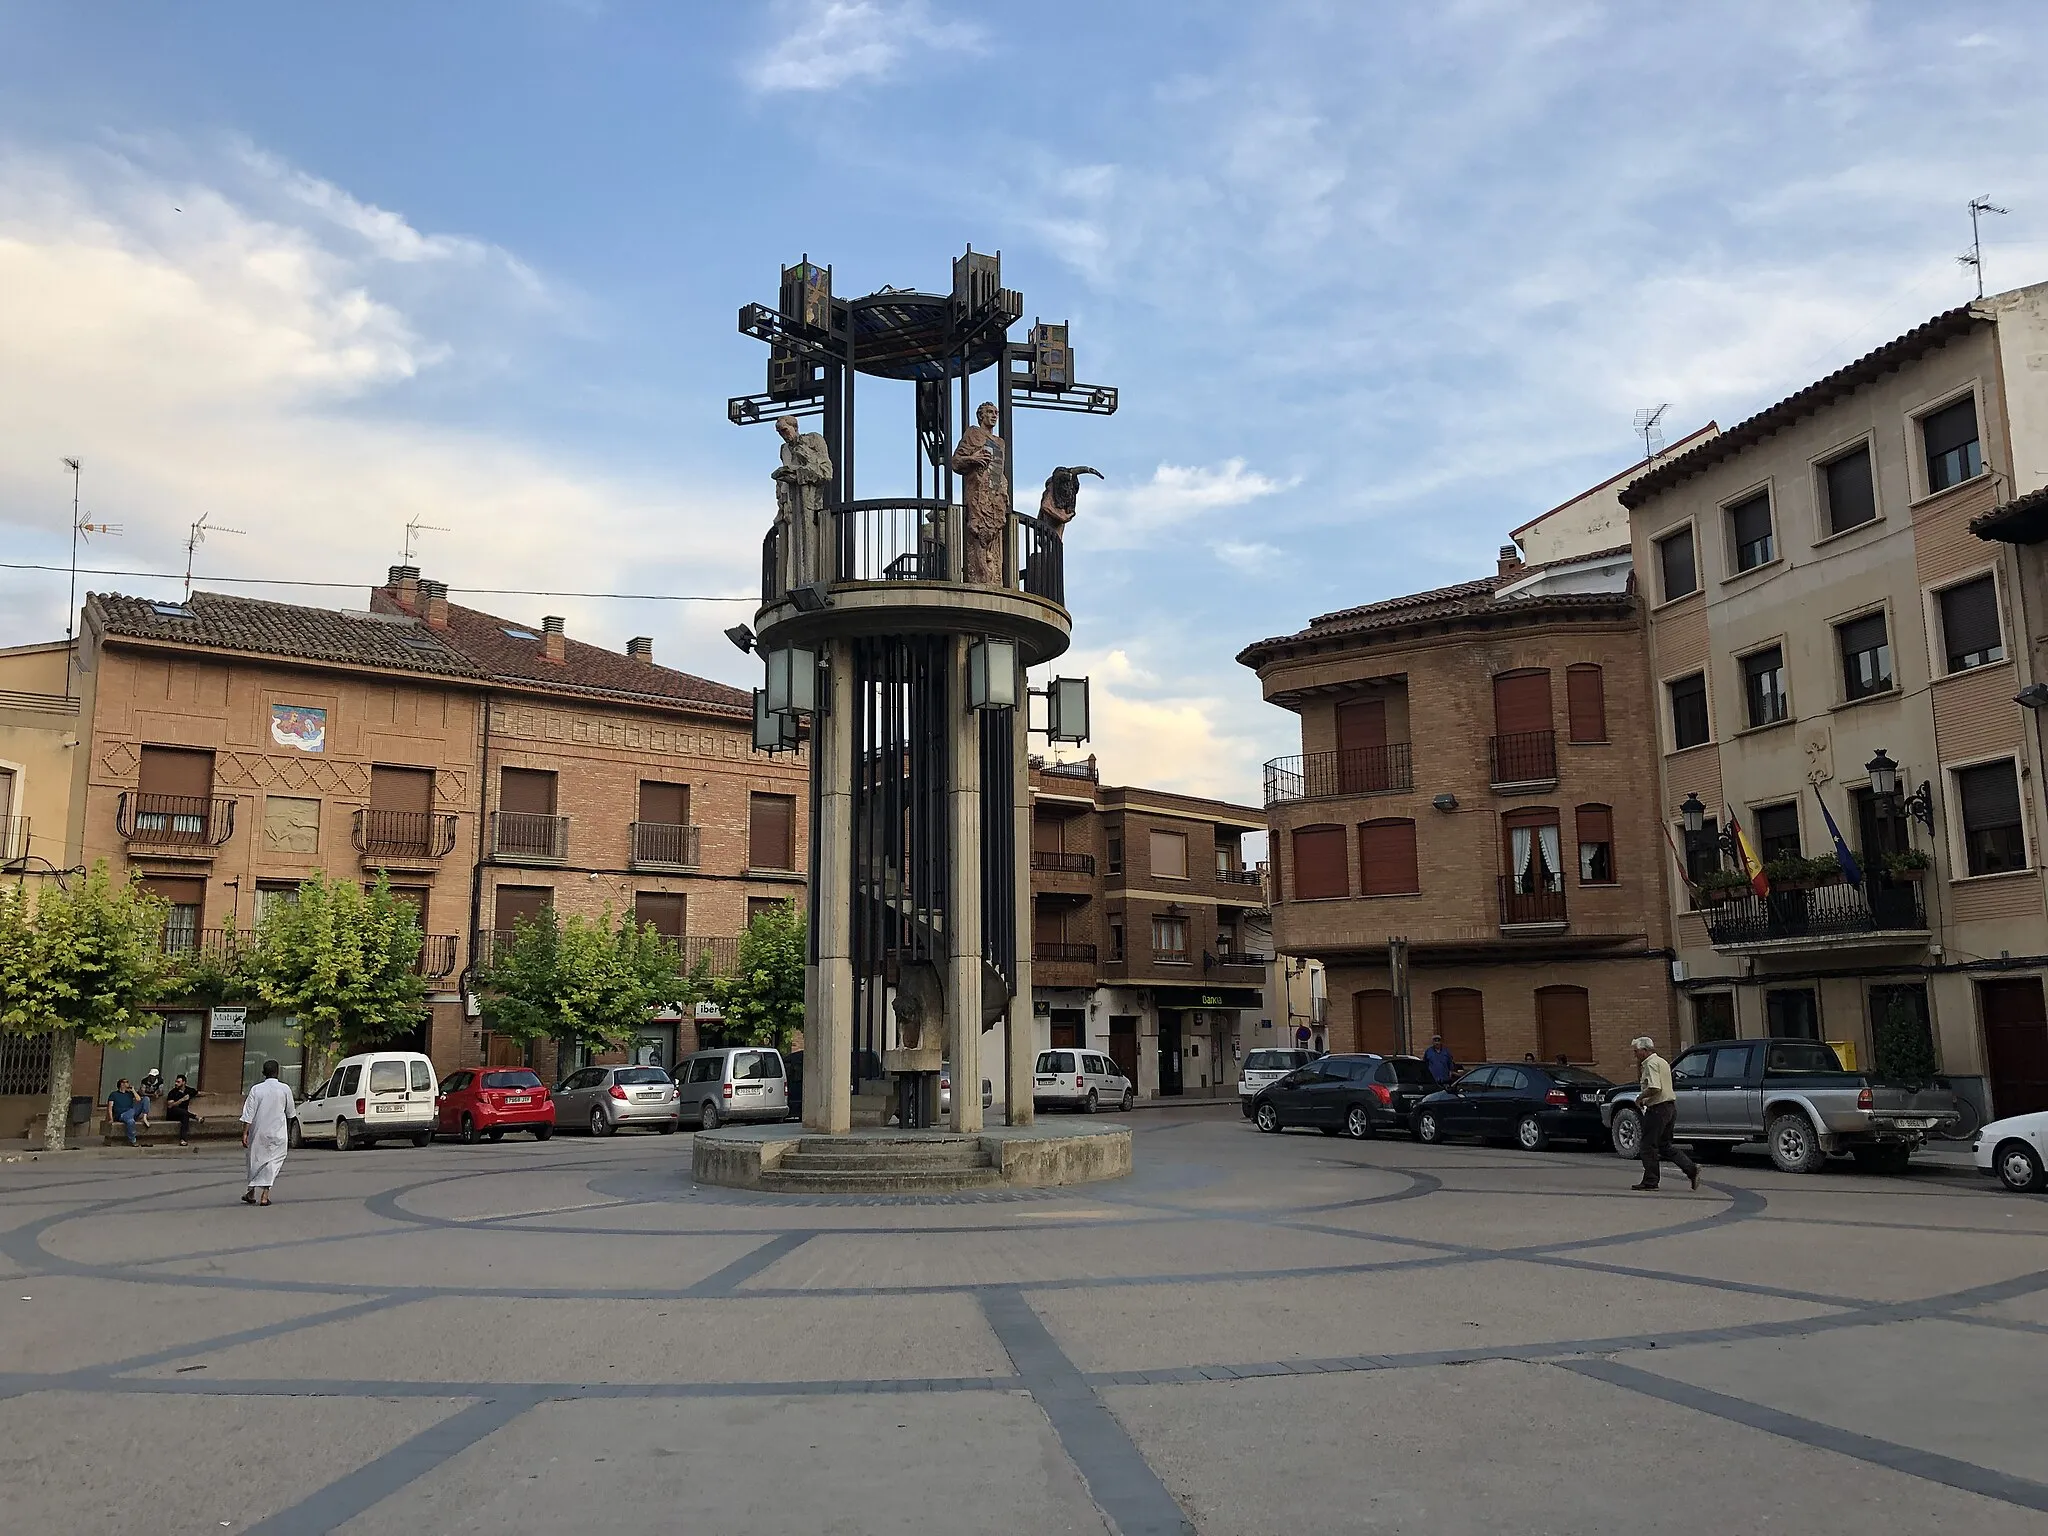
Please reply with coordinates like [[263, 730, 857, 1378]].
[[436, 1068, 554, 1142]]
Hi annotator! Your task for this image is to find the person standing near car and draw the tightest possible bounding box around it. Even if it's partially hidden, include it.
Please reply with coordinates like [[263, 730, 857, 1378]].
[[239, 1059, 295, 1207], [1423, 1034, 1454, 1088], [1630, 1036, 1698, 1192]]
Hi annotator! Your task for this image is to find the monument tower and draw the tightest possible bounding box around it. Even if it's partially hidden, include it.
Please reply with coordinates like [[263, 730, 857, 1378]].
[[732, 249, 1115, 1136]]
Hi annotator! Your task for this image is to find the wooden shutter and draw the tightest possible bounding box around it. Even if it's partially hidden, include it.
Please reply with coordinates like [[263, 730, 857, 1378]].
[[1149, 829, 1188, 879], [1434, 989, 1486, 1065], [1565, 665, 1606, 743], [141, 875, 206, 911], [1535, 986, 1592, 1062], [493, 886, 550, 930], [1940, 577, 2001, 668], [1335, 698, 1387, 754], [1979, 978, 2048, 1117], [369, 765, 433, 814], [749, 793, 796, 870], [138, 746, 214, 798], [1959, 761, 2021, 835], [634, 892, 685, 937], [1032, 813, 1063, 853], [1033, 905, 1065, 946], [1354, 990, 1399, 1055], [1358, 819, 1419, 896], [1492, 671, 1552, 736], [499, 767, 556, 815], [638, 781, 689, 825], [1290, 825, 1348, 900], [1575, 804, 1614, 880]]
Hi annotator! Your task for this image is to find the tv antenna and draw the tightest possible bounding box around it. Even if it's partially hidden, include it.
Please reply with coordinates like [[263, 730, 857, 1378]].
[[60, 457, 122, 674], [1959, 195, 2008, 299], [402, 515, 450, 566], [184, 512, 245, 601], [1633, 404, 1670, 463]]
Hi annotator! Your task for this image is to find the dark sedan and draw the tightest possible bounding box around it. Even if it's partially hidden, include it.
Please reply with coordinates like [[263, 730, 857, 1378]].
[[1412, 1062, 1614, 1151], [1251, 1053, 1435, 1139]]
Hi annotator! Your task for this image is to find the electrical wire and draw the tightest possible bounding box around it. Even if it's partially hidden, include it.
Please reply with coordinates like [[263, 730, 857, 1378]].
[[0, 560, 754, 602]]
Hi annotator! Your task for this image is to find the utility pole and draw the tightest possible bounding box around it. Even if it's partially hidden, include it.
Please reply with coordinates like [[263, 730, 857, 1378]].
[[1389, 936, 1412, 1055]]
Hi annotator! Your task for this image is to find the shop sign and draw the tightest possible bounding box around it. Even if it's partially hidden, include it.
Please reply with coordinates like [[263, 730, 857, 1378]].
[[694, 1000, 723, 1020], [209, 1007, 249, 1041]]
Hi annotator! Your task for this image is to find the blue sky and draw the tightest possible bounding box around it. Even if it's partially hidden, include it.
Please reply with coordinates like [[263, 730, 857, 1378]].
[[3, 2, 2047, 801]]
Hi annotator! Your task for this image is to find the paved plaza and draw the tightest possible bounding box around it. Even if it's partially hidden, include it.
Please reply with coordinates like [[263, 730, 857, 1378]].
[[4, 1107, 2048, 1535]]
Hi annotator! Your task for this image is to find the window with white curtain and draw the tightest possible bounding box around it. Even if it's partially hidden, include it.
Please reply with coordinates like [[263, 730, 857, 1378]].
[[1508, 817, 1563, 894]]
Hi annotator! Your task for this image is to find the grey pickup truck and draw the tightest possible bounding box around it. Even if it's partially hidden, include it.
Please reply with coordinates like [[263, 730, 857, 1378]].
[[1601, 1038, 1958, 1175]]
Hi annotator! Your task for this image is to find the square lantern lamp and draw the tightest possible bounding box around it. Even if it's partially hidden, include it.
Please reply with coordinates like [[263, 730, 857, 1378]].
[[753, 688, 798, 753], [967, 637, 1018, 711], [764, 645, 818, 716], [1047, 676, 1090, 744]]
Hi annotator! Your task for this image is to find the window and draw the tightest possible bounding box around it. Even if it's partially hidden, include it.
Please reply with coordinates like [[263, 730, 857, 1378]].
[[1149, 829, 1189, 880], [1709, 1044, 1756, 1079], [1683, 816, 1721, 884], [1727, 491, 1775, 572], [1672, 1049, 1714, 1082], [1037, 1051, 1075, 1074], [1766, 988, 1820, 1042], [1108, 916, 1125, 961], [338, 1064, 362, 1095], [411, 1061, 433, 1092], [748, 792, 796, 870], [1290, 825, 1348, 900], [441, 1071, 473, 1094], [1657, 527, 1697, 601], [1837, 611, 1893, 700], [368, 1060, 407, 1093], [499, 766, 557, 815], [1692, 992, 1736, 1043], [482, 1070, 542, 1090], [639, 781, 689, 826], [1575, 804, 1614, 884], [137, 746, 215, 838], [1668, 672, 1710, 750], [1565, 665, 1606, 743], [1754, 802, 1801, 865], [141, 876, 204, 952], [1151, 915, 1189, 961], [733, 1051, 783, 1080], [1958, 759, 2027, 876], [1433, 988, 1487, 1065], [1357, 818, 1420, 896], [1741, 646, 1788, 728], [748, 896, 786, 926], [1822, 443, 1877, 533], [1923, 395, 1982, 493], [1105, 831, 1123, 875], [634, 892, 685, 938], [1503, 809, 1562, 895], [1938, 575, 2004, 673]]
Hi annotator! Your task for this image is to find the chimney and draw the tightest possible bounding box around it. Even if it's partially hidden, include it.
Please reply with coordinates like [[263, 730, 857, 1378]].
[[387, 564, 420, 611], [1497, 544, 1525, 578], [627, 636, 654, 664], [542, 614, 566, 664], [419, 579, 450, 631]]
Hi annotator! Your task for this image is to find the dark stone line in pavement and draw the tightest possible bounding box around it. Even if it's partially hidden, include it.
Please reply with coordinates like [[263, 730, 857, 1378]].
[[12, 1371, 1023, 1400], [684, 1230, 816, 1296], [86, 1293, 415, 1378]]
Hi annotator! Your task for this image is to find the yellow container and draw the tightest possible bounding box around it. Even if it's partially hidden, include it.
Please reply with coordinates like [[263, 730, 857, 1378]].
[[1826, 1039, 1858, 1072]]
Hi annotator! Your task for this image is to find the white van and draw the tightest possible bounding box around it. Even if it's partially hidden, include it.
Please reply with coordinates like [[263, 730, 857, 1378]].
[[674, 1046, 789, 1129], [296, 1051, 438, 1149], [1033, 1049, 1135, 1114]]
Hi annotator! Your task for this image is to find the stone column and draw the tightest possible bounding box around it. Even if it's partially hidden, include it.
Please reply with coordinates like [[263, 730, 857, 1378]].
[[807, 637, 855, 1136], [948, 634, 985, 1134], [1007, 646, 1037, 1125]]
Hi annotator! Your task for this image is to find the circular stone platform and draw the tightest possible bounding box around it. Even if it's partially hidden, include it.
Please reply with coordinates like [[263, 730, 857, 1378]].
[[692, 1123, 1132, 1195]]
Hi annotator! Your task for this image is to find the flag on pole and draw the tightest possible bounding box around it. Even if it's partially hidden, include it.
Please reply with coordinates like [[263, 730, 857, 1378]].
[[1661, 818, 1698, 897], [1726, 805, 1770, 897], [1812, 784, 1865, 886]]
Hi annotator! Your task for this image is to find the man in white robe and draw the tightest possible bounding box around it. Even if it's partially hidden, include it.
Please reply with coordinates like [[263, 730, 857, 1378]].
[[240, 1059, 296, 1206]]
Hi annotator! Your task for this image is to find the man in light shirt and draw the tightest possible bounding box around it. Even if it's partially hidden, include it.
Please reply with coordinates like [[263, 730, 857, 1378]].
[[1631, 1036, 1698, 1192]]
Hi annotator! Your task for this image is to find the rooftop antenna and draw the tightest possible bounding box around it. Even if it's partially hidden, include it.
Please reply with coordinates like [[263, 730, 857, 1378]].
[[402, 515, 450, 567], [184, 512, 245, 601], [1633, 404, 1670, 464], [60, 457, 122, 693], [1959, 195, 2008, 300]]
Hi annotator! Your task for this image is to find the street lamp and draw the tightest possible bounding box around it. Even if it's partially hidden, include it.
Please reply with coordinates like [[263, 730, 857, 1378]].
[[1866, 747, 1935, 831], [1679, 791, 1707, 836], [1864, 749, 1899, 799], [966, 636, 1019, 711]]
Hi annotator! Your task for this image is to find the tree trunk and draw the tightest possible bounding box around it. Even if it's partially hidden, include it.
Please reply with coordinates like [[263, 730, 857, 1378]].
[[40, 1028, 78, 1152]]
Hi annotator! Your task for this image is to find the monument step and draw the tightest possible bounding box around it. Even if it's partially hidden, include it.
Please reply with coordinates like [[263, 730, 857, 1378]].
[[777, 1149, 992, 1174], [757, 1166, 1003, 1194], [795, 1134, 981, 1155]]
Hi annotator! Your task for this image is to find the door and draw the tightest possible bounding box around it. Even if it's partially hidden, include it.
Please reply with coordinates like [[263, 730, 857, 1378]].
[[1050, 1010, 1084, 1050], [368, 765, 434, 855], [1481, 1066, 1534, 1137], [1669, 1047, 1716, 1134], [137, 746, 216, 840], [1158, 1013, 1184, 1096], [141, 877, 206, 954], [1491, 670, 1554, 781], [1335, 698, 1388, 792], [1766, 988, 1820, 1042], [1534, 986, 1591, 1063], [1269, 1064, 1319, 1126], [1704, 1042, 1760, 1133], [1434, 989, 1487, 1070], [1980, 978, 2048, 1118], [437, 1071, 471, 1131], [1436, 1067, 1495, 1132], [1108, 1016, 1138, 1086], [1355, 990, 1399, 1055]]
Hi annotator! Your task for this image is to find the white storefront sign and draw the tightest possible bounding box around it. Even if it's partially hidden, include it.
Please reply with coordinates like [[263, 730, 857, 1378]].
[[208, 1007, 249, 1041]]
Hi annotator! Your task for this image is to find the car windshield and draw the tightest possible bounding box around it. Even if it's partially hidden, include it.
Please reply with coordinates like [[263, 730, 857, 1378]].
[[1547, 1066, 1612, 1087], [733, 1050, 784, 1080], [482, 1070, 541, 1089], [614, 1067, 670, 1086], [1245, 1050, 1303, 1071]]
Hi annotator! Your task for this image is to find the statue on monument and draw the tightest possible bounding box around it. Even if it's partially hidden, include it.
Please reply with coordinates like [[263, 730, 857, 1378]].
[[773, 414, 834, 588], [951, 400, 1008, 586], [1037, 465, 1102, 537]]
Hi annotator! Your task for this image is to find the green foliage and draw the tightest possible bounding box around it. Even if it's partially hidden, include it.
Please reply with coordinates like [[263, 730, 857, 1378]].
[[1882, 847, 1932, 875], [241, 873, 428, 1075], [1695, 868, 1750, 896], [0, 865, 172, 1046], [1873, 989, 1939, 1084], [712, 900, 806, 1051], [479, 906, 692, 1059], [166, 940, 255, 1010], [1762, 853, 1843, 886]]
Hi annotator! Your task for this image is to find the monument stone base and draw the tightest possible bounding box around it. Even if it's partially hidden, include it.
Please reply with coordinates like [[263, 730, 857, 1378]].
[[693, 1122, 1133, 1195]]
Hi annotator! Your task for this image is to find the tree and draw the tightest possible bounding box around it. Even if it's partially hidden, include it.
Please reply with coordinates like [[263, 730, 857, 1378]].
[[478, 906, 692, 1067], [713, 899, 806, 1051], [241, 873, 428, 1088], [1873, 988, 1939, 1084], [0, 866, 174, 1152]]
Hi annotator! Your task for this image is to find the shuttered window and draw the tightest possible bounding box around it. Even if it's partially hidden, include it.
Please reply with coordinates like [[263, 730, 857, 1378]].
[[1290, 825, 1348, 900], [634, 892, 685, 938], [1492, 670, 1552, 736], [1657, 527, 1697, 601], [749, 793, 797, 871], [1668, 672, 1709, 750], [1837, 611, 1892, 699], [1535, 986, 1593, 1063], [1565, 665, 1606, 743], [1575, 804, 1614, 884], [1357, 818, 1420, 896], [1823, 444, 1877, 533], [1149, 829, 1189, 880], [639, 781, 689, 825], [139, 746, 214, 798], [493, 886, 550, 931], [1939, 576, 2004, 673], [1728, 491, 1775, 571], [369, 765, 432, 814], [499, 767, 556, 816], [1434, 989, 1487, 1066], [1923, 396, 1982, 492], [1958, 760, 2026, 876]]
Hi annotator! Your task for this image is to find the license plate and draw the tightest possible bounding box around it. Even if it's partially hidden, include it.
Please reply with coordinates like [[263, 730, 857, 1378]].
[[1035, 1077, 1055, 1085], [738, 1084, 760, 1093], [1890, 1118, 1936, 1130], [631, 1093, 657, 1101], [375, 1103, 403, 1113], [506, 1096, 530, 1105]]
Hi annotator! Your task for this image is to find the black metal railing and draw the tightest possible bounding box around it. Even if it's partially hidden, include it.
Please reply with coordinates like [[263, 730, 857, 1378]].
[[162, 926, 255, 959], [1263, 744, 1414, 805], [630, 821, 701, 869], [1152, 947, 1192, 965], [491, 810, 569, 861], [761, 525, 781, 606], [0, 815, 26, 863], [1031, 850, 1096, 874], [1705, 878, 1927, 947], [478, 928, 738, 975], [1499, 876, 1568, 926], [1215, 950, 1270, 968], [1034, 941, 1098, 963], [834, 498, 954, 584], [1216, 867, 1263, 886], [118, 792, 235, 847], [1015, 512, 1065, 605], [1488, 730, 1558, 786], [1031, 754, 1098, 781], [417, 934, 459, 977], [352, 809, 459, 860]]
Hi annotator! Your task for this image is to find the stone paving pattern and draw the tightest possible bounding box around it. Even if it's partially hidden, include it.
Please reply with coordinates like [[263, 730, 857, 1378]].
[[4, 1107, 2048, 1534]]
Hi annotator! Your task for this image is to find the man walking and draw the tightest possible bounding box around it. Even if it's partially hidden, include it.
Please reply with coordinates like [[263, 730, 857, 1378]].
[[239, 1059, 295, 1207], [1631, 1036, 1698, 1192], [1422, 1033, 1454, 1088]]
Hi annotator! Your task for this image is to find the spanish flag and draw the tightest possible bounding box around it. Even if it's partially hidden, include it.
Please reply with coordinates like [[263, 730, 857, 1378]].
[[1726, 805, 1770, 897]]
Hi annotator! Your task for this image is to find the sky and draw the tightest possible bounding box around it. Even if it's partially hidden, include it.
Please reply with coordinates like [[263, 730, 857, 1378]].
[[4, 2, 2048, 806]]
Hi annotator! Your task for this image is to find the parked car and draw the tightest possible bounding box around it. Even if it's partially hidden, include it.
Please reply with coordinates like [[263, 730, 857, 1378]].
[[1975, 1109, 2048, 1192], [675, 1046, 790, 1129], [1413, 1062, 1614, 1150], [295, 1051, 438, 1150], [1239, 1048, 1318, 1118], [1601, 1038, 1958, 1174], [554, 1064, 680, 1136], [1251, 1053, 1434, 1138], [436, 1068, 554, 1143], [939, 1061, 993, 1114], [1033, 1048, 1135, 1113]]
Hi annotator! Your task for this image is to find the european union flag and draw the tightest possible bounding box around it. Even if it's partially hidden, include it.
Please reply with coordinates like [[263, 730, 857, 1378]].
[[1812, 784, 1864, 885]]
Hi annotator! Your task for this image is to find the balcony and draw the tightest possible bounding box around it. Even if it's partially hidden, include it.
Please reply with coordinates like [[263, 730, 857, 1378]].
[[1488, 730, 1558, 789], [1499, 876, 1567, 928], [631, 821, 702, 871], [1151, 948, 1193, 966], [1212, 950, 1270, 970], [118, 792, 235, 850], [1704, 878, 1928, 953], [0, 815, 26, 864], [1033, 941, 1098, 964], [417, 934, 460, 978], [479, 929, 744, 978], [162, 926, 253, 959], [1264, 744, 1414, 806], [1031, 850, 1096, 875], [352, 809, 459, 862], [491, 810, 569, 862]]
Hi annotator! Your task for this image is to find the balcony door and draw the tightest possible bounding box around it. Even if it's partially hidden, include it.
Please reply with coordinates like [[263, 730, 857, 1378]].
[[1335, 698, 1388, 793], [137, 746, 215, 840], [368, 765, 434, 855], [142, 875, 205, 952], [1491, 671, 1555, 783]]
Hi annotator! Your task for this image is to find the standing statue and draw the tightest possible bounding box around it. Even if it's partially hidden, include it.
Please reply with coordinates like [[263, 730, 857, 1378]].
[[773, 414, 834, 589], [951, 401, 1008, 586], [1037, 465, 1102, 536]]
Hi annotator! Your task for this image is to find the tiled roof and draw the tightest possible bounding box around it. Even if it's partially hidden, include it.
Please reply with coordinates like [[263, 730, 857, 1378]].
[[89, 592, 486, 677], [1972, 483, 2048, 546]]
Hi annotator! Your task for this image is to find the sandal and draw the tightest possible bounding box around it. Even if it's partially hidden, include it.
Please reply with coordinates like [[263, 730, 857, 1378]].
[[240, 1191, 257, 1204]]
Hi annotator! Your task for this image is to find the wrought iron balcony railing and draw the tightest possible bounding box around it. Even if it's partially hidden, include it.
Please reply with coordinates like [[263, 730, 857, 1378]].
[[630, 821, 702, 870], [1151, 947, 1192, 965], [1214, 950, 1270, 968], [1216, 867, 1264, 886], [1015, 512, 1064, 605], [491, 810, 569, 862], [1030, 850, 1096, 874], [1488, 729, 1559, 787], [835, 498, 955, 584], [162, 926, 253, 959], [1033, 941, 1098, 963], [118, 792, 235, 848], [1704, 878, 1927, 948], [352, 808, 459, 861], [1263, 744, 1414, 806], [417, 934, 460, 978], [0, 815, 27, 864], [1499, 875, 1567, 927]]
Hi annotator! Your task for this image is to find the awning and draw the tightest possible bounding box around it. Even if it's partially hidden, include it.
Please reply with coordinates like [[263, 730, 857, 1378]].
[[1151, 987, 1264, 1009]]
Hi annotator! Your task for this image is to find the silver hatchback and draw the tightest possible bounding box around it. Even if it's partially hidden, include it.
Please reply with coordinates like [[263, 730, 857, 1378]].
[[553, 1064, 680, 1136]]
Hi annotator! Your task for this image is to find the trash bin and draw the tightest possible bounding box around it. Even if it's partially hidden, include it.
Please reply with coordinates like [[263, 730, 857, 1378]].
[[68, 1095, 93, 1127]]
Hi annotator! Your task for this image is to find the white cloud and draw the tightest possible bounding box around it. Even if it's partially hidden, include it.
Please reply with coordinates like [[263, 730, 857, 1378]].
[[1037, 646, 1279, 805], [745, 1, 983, 93], [1211, 538, 1283, 573], [1077, 458, 1290, 550]]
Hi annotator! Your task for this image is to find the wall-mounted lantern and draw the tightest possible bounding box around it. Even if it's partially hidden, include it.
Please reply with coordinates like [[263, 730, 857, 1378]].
[[1045, 676, 1090, 743], [764, 645, 818, 716], [752, 688, 799, 753], [967, 636, 1019, 711]]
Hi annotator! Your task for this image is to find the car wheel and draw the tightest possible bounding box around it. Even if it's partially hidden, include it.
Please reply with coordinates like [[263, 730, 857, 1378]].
[[459, 1113, 478, 1145], [658, 1121, 678, 1135], [1996, 1139, 2045, 1193], [287, 1120, 302, 1150], [1344, 1105, 1374, 1141], [487, 1128, 505, 1143], [589, 1107, 611, 1138], [1254, 1102, 1280, 1133], [701, 1101, 721, 1131], [1085, 1089, 1099, 1115], [334, 1117, 355, 1152], [1515, 1114, 1548, 1152], [1415, 1109, 1443, 1145], [533, 1124, 553, 1141], [1122, 1088, 1136, 1113], [412, 1129, 433, 1148], [1768, 1111, 1827, 1174], [1608, 1108, 1642, 1161]]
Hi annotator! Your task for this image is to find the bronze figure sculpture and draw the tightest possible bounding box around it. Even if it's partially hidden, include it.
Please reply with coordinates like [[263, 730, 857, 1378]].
[[773, 414, 834, 588], [1037, 465, 1101, 536], [951, 401, 1008, 586]]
